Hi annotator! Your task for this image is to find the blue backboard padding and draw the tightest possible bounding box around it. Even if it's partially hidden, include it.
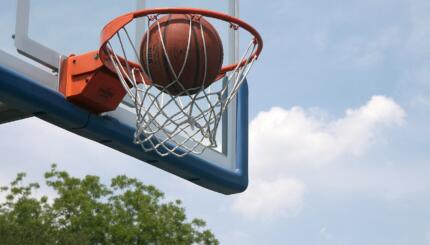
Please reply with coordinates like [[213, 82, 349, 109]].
[[0, 65, 248, 194]]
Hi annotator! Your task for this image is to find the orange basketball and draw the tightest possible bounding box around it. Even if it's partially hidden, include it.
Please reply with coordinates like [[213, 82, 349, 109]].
[[140, 14, 223, 96]]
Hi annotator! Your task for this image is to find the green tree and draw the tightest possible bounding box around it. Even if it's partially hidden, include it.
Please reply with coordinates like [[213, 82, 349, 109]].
[[0, 164, 218, 245]]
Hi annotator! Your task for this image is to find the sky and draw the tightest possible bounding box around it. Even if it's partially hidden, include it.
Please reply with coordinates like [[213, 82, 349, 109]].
[[1, 0, 430, 244]]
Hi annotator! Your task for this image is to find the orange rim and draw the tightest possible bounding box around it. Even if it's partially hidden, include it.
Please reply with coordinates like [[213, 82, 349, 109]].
[[99, 7, 263, 79]]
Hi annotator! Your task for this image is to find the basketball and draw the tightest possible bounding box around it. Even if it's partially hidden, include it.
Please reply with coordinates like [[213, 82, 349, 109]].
[[140, 14, 224, 96]]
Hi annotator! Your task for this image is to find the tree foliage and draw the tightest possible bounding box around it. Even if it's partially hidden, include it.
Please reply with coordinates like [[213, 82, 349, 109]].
[[0, 164, 218, 245]]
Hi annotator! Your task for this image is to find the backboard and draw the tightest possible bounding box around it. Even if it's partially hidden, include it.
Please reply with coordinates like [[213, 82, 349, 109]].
[[0, 0, 249, 194]]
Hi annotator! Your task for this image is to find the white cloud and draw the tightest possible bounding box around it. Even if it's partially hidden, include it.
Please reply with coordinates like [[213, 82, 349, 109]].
[[232, 178, 305, 220], [410, 95, 430, 108], [406, 1, 430, 56], [425, 229, 430, 244], [219, 230, 251, 245], [251, 95, 405, 176], [319, 226, 334, 241], [307, 162, 430, 200], [232, 96, 405, 220], [332, 95, 405, 155], [334, 27, 401, 69]]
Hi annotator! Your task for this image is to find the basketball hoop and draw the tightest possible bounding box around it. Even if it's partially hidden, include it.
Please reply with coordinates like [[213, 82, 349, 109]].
[[61, 8, 263, 157]]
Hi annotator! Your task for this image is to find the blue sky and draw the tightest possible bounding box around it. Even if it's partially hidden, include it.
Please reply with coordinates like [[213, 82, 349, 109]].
[[2, 0, 430, 244]]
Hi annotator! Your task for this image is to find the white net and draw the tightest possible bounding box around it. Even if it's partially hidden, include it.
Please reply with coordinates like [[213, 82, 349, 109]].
[[102, 14, 257, 157]]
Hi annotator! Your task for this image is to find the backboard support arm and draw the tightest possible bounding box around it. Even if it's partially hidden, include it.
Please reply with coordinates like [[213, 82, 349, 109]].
[[15, 0, 61, 71]]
